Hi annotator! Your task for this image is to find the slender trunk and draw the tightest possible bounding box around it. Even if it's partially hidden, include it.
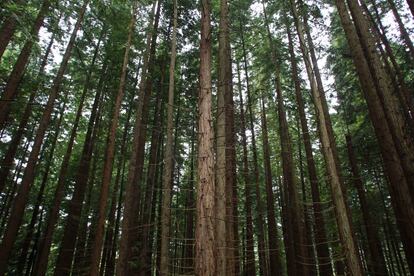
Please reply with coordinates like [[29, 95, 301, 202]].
[[183, 116, 196, 275], [160, 2, 178, 274], [290, 0, 363, 274], [139, 58, 165, 275], [117, 3, 161, 274], [260, 95, 283, 276], [345, 134, 388, 275], [195, 0, 215, 275], [0, 0, 51, 129], [240, 21, 268, 276], [0, 3, 88, 274], [286, 20, 333, 276], [215, 0, 228, 272], [100, 91, 134, 276], [88, 5, 136, 274], [236, 61, 256, 276], [221, 0, 239, 272]]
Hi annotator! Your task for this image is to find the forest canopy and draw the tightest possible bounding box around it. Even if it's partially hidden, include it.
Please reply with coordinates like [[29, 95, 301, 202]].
[[0, 0, 414, 275]]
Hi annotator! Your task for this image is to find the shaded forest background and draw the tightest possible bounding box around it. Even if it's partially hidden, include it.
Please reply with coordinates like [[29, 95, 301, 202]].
[[0, 0, 414, 275]]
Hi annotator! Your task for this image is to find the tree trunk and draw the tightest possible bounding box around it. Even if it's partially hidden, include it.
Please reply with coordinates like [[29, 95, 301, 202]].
[[290, 0, 364, 274], [0, 0, 51, 129], [117, 3, 161, 273], [0, 2, 88, 274], [88, 5, 136, 274], [286, 19, 333, 276], [260, 95, 283, 276], [195, 0, 216, 275], [236, 61, 256, 276], [240, 20, 268, 276], [160, 2, 178, 274]]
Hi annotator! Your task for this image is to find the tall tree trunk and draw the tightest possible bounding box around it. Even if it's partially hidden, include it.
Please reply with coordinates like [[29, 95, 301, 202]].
[[286, 20, 333, 276], [240, 20, 268, 276], [0, 2, 88, 274], [345, 134, 388, 275], [88, 5, 137, 274], [236, 61, 256, 276], [221, 0, 239, 272], [334, 2, 414, 273], [117, 2, 161, 273], [290, 0, 364, 274], [0, 0, 51, 129], [215, 0, 228, 272], [100, 90, 135, 276], [260, 95, 283, 276], [139, 57, 165, 275], [195, 0, 216, 275], [262, 2, 308, 274], [160, 2, 178, 274], [183, 114, 196, 275]]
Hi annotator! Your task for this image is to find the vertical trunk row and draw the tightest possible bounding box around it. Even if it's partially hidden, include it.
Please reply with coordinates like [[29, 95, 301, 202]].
[[195, 0, 216, 275], [216, 0, 228, 272], [160, 1, 178, 274], [236, 61, 256, 276]]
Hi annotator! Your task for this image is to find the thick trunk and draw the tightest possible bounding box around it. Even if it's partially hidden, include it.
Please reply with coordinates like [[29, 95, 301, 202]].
[[160, 2, 178, 274], [0, 3, 88, 274], [0, 0, 51, 129], [195, 0, 216, 275]]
